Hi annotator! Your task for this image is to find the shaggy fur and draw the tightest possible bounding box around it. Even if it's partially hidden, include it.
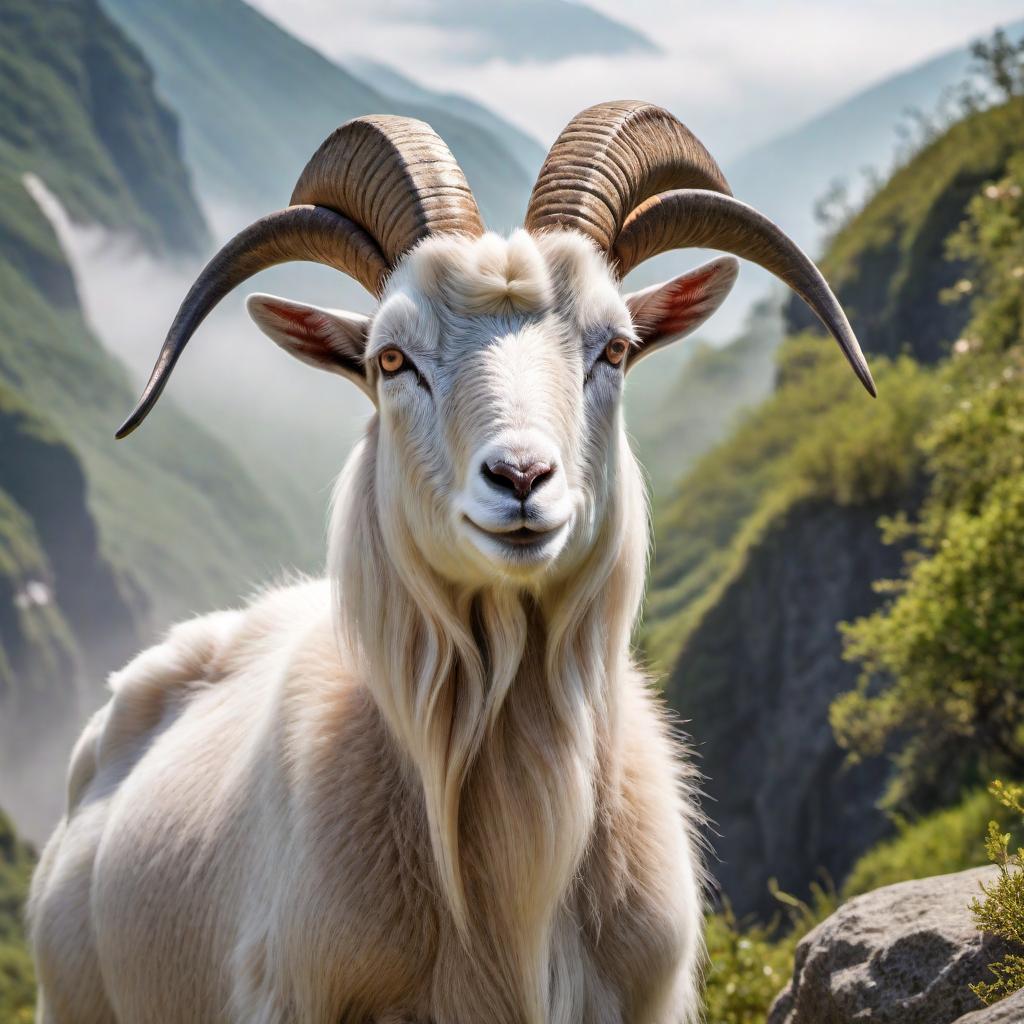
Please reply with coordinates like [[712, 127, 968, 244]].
[[29, 231, 732, 1024]]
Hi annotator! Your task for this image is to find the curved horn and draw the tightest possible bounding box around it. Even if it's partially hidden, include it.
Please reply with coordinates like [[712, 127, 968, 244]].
[[614, 190, 876, 396], [524, 100, 730, 250], [117, 115, 484, 438]]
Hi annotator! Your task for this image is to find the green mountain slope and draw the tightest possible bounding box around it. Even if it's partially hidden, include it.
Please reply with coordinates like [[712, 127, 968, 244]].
[[643, 98, 1024, 918], [628, 300, 783, 499], [0, 0, 207, 256], [788, 97, 1024, 363], [0, 0, 300, 628], [100, 0, 537, 234], [0, 0, 309, 838]]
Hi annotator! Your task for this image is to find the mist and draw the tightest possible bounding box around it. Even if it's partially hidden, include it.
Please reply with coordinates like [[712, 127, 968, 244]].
[[25, 175, 375, 557]]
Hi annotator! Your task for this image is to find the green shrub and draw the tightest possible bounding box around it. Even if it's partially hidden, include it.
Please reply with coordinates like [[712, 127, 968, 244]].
[[844, 788, 1021, 897], [971, 781, 1024, 1006], [701, 881, 835, 1023]]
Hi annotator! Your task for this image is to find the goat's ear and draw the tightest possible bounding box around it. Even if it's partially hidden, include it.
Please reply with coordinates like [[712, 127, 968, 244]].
[[246, 293, 373, 399], [623, 256, 739, 368]]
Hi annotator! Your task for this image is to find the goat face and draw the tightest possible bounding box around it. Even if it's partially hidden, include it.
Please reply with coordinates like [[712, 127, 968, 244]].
[[248, 230, 738, 588]]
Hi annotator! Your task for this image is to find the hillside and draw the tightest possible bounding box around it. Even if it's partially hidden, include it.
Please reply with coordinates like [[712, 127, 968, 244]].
[[627, 300, 783, 499], [727, 20, 1024, 257], [0, 0, 304, 835], [643, 98, 1024, 919], [0, 0, 207, 256], [788, 97, 1024, 364]]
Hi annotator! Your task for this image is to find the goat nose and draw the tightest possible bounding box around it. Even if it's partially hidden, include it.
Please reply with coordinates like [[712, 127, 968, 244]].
[[482, 458, 554, 500]]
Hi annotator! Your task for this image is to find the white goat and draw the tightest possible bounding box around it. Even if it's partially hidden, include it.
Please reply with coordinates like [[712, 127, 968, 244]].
[[29, 102, 873, 1024]]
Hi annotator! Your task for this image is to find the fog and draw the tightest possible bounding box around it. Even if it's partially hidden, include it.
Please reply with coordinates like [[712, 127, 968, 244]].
[[26, 174, 375, 553], [250, 0, 1024, 161]]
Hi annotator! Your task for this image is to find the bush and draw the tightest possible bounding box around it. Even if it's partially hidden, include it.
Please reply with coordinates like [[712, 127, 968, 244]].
[[702, 882, 835, 1023], [972, 781, 1024, 1006], [844, 788, 1021, 897]]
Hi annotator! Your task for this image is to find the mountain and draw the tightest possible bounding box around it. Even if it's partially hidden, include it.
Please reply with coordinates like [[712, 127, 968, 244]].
[[727, 20, 1024, 256], [99, 0, 540, 234], [644, 97, 1024, 918], [787, 98, 1024, 364], [0, 0, 303, 838], [345, 57, 548, 180]]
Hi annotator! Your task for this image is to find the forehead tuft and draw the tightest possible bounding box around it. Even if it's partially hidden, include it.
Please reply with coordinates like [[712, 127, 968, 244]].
[[406, 230, 553, 317]]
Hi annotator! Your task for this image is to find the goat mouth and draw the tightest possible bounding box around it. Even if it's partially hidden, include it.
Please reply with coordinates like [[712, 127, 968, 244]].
[[463, 518, 566, 549]]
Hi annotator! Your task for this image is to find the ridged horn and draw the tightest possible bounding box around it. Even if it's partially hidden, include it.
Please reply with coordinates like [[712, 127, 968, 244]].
[[117, 115, 484, 439], [613, 189, 876, 397], [524, 100, 730, 250]]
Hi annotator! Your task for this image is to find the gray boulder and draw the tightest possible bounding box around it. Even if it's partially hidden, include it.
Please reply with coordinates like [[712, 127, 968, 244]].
[[768, 866, 1021, 1024]]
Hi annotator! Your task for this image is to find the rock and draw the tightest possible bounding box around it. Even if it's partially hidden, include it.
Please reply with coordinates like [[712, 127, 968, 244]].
[[768, 866, 1019, 1024]]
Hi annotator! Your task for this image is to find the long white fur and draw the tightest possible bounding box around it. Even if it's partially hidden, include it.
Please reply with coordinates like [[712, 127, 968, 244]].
[[29, 230, 713, 1024]]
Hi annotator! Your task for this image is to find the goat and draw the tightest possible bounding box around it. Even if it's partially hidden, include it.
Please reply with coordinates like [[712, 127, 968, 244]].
[[29, 101, 873, 1024]]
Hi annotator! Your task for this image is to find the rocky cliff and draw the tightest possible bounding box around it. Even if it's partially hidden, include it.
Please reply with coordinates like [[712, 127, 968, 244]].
[[666, 497, 911, 917]]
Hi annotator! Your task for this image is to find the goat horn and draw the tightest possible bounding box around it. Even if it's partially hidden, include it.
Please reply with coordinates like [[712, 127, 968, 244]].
[[117, 116, 484, 438], [614, 189, 876, 396], [524, 100, 730, 250]]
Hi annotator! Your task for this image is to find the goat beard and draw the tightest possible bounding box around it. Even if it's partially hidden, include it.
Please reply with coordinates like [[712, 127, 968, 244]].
[[327, 426, 648, 1019]]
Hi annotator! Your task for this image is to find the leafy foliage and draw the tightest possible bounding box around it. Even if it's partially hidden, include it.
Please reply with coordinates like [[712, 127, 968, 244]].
[[843, 788, 1022, 898], [701, 882, 835, 1024], [836, 152, 1024, 812], [971, 781, 1024, 1006]]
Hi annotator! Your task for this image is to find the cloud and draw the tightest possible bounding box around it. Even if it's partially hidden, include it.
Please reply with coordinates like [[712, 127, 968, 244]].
[[248, 0, 1024, 160]]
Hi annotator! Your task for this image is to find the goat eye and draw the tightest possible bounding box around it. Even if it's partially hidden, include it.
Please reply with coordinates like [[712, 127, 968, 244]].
[[378, 348, 405, 374], [604, 338, 629, 367]]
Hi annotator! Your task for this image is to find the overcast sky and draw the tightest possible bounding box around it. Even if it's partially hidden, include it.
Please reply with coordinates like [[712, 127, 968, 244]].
[[248, 0, 1024, 162]]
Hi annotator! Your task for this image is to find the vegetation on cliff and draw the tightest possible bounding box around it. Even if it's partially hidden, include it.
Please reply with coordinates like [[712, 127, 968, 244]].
[[836, 152, 1024, 814]]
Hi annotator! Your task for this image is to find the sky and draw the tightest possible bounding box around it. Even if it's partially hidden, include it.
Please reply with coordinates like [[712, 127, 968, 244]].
[[248, 0, 1024, 162]]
